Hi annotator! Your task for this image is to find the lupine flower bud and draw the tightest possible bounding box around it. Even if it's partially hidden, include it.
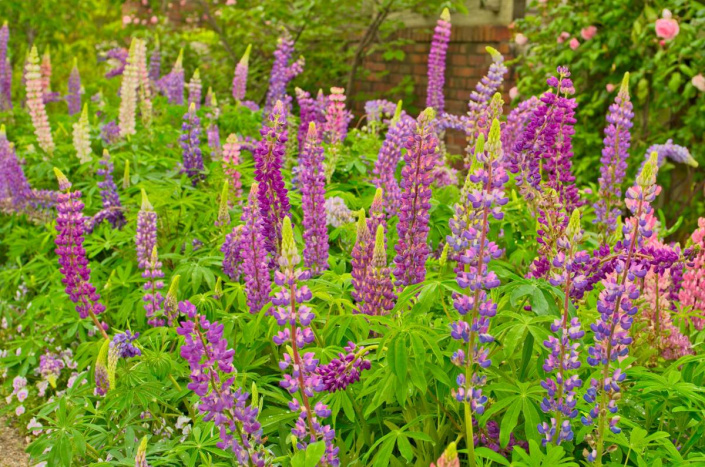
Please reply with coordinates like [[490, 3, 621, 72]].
[[119, 39, 139, 138], [94, 339, 110, 396], [25, 46, 55, 154], [426, 8, 451, 113], [232, 44, 251, 101], [215, 180, 230, 227], [72, 104, 91, 163], [66, 58, 82, 116], [136, 189, 157, 269], [135, 436, 150, 467], [368, 187, 386, 237], [431, 442, 459, 467], [163, 274, 181, 325]]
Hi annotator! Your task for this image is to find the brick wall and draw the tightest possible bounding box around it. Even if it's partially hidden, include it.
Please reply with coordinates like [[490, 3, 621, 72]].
[[351, 24, 514, 154]]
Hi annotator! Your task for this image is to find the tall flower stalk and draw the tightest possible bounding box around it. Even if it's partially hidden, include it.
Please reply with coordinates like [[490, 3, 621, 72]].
[[180, 103, 205, 185], [594, 73, 633, 238], [448, 120, 507, 466], [360, 225, 396, 316], [187, 69, 202, 109], [322, 87, 352, 183], [223, 134, 243, 203], [119, 39, 139, 138], [582, 153, 660, 465], [300, 122, 328, 274], [136, 190, 157, 271], [66, 58, 81, 116], [25, 46, 54, 155], [72, 104, 91, 163], [351, 210, 373, 306], [393, 108, 439, 288], [272, 217, 339, 465], [232, 44, 251, 102], [241, 183, 272, 314], [95, 149, 126, 229], [53, 169, 108, 339], [426, 8, 451, 113], [264, 33, 304, 115], [0, 22, 10, 111]]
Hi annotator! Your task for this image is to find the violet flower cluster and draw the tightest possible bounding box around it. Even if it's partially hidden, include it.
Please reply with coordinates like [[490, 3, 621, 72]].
[[317, 342, 371, 392], [272, 217, 339, 465], [644, 139, 697, 168], [0, 127, 32, 213], [426, 8, 451, 113], [177, 300, 270, 466], [180, 103, 205, 185], [264, 33, 304, 115], [136, 191, 164, 327], [393, 108, 439, 287], [221, 224, 243, 281], [364, 99, 397, 128], [240, 183, 272, 313], [300, 122, 329, 274], [148, 42, 160, 83], [295, 87, 324, 153], [104, 47, 128, 78], [594, 73, 633, 236], [66, 59, 82, 116], [254, 100, 291, 255], [158, 50, 184, 105], [500, 96, 539, 166], [94, 150, 126, 230], [232, 45, 251, 102], [111, 330, 141, 359]]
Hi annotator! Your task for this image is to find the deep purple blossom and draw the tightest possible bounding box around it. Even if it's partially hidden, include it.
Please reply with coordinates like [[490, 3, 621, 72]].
[[500, 97, 539, 167], [180, 103, 205, 185], [221, 225, 243, 281], [136, 190, 157, 270], [426, 9, 451, 113], [317, 342, 371, 392], [296, 87, 325, 152], [0, 127, 33, 213]]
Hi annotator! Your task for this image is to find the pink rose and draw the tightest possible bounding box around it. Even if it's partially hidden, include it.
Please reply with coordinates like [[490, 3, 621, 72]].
[[581, 26, 597, 41], [557, 31, 570, 44], [693, 74, 705, 92], [122, 15, 131, 25], [655, 18, 679, 40], [569, 38, 580, 50], [509, 87, 519, 100], [150, 15, 158, 24], [515, 33, 528, 46], [226, 0, 236, 4], [606, 83, 615, 92]]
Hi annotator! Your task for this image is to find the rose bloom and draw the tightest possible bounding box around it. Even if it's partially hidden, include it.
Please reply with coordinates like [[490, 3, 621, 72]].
[[557, 31, 570, 44], [606, 83, 616, 92], [122, 15, 131, 25], [693, 74, 705, 92], [509, 86, 519, 100], [581, 26, 597, 41], [569, 38, 580, 50], [515, 33, 528, 46], [655, 18, 679, 40]]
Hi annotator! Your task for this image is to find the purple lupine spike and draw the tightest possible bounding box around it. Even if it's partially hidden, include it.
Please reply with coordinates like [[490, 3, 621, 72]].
[[187, 69, 202, 109], [594, 73, 633, 237], [364, 99, 398, 128], [0, 22, 11, 111], [111, 330, 141, 359], [136, 190, 157, 270], [104, 47, 128, 78], [448, 120, 507, 459], [582, 153, 661, 464], [180, 103, 205, 185], [143, 245, 165, 327], [94, 149, 126, 230], [101, 120, 120, 146], [254, 100, 290, 255], [372, 103, 414, 218], [360, 225, 396, 315], [500, 96, 539, 167], [232, 44, 251, 101], [0, 127, 32, 213], [158, 49, 184, 104], [66, 59, 82, 116], [300, 123, 329, 274], [272, 218, 339, 465], [426, 8, 451, 113], [296, 87, 324, 151], [207, 123, 221, 159], [148, 41, 160, 83], [393, 108, 439, 288], [537, 210, 588, 446], [177, 300, 271, 465], [241, 183, 272, 313], [368, 187, 386, 237], [351, 210, 373, 306], [264, 32, 304, 115], [317, 342, 371, 391], [222, 225, 244, 281], [53, 169, 107, 329], [643, 139, 697, 169], [527, 189, 568, 279]]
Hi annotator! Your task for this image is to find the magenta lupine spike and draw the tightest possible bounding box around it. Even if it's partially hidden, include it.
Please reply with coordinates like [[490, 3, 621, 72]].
[[594, 73, 633, 237], [180, 103, 205, 185], [393, 108, 439, 288], [372, 103, 414, 218], [317, 342, 372, 392], [360, 225, 396, 316], [264, 33, 304, 115], [136, 190, 157, 270], [0, 22, 10, 111], [53, 169, 107, 327], [537, 210, 588, 446], [187, 69, 202, 109], [680, 218, 705, 329], [0, 127, 32, 212], [241, 183, 272, 313], [66, 59, 82, 116], [300, 122, 329, 274], [177, 301, 271, 465], [323, 87, 352, 145], [351, 210, 373, 306], [448, 120, 507, 458], [143, 245, 165, 327], [222, 134, 243, 203], [25, 46, 55, 155], [148, 41, 160, 83], [232, 44, 251, 101], [368, 187, 386, 237], [272, 218, 339, 465], [582, 153, 661, 464], [94, 150, 126, 230], [254, 100, 290, 255], [426, 8, 451, 113], [500, 96, 539, 167]]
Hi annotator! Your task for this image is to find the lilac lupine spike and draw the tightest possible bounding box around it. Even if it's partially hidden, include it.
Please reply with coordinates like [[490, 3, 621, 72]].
[[372, 102, 413, 218], [187, 69, 202, 109], [254, 100, 290, 255], [393, 108, 439, 288], [364, 99, 398, 129], [241, 183, 272, 313], [643, 139, 698, 169], [300, 122, 329, 274], [582, 153, 661, 464], [180, 103, 205, 185], [448, 120, 508, 459], [177, 300, 271, 464], [232, 44, 251, 101], [25, 46, 54, 154], [426, 8, 451, 113], [93, 149, 126, 230], [317, 342, 372, 392], [296, 87, 324, 151], [158, 49, 184, 105], [272, 218, 339, 465], [66, 58, 82, 116], [221, 225, 244, 281], [594, 73, 633, 237], [351, 210, 373, 306], [0, 127, 33, 212], [537, 209, 588, 446], [500, 96, 539, 167], [360, 225, 396, 315], [0, 22, 11, 111], [527, 189, 568, 279], [53, 169, 107, 335], [104, 47, 128, 79], [264, 32, 304, 115], [136, 189, 157, 270], [148, 39, 160, 83]]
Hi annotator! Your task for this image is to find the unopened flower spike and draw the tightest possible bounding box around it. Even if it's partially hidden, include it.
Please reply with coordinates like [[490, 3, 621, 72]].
[[141, 189, 153, 211], [123, 160, 130, 189], [53, 167, 71, 192], [638, 151, 658, 187], [135, 436, 149, 467], [216, 180, 230, 227]]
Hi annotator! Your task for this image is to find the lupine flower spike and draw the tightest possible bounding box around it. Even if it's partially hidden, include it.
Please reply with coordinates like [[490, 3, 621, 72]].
[[136, 189, 157, 270], [215, 180, 231, 228], [66, 58, 82, 116], [135, 436, 150, 467], [25, 46, 55, 154], [360, 225, 396, 315], [680, 218, 705, 329], [222, 134, 242, 204], [272, 217, 339, 465], [187, 69, 202, 109], [53, 168, 108, 339], [300, 122, 329, 274], [0, 22, 10, 111], [426, 8, 451, 113], [232, 44, 251, 102], [72, 104, 91, 163], [118, 40, 139, 138], [180, 102, 205, 185], [368, 187, 386, 237], [94, 149, 126, 230], [264, 32, 304, 115], [351, 209, 373, 307], [240, 183, 272, 313]]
